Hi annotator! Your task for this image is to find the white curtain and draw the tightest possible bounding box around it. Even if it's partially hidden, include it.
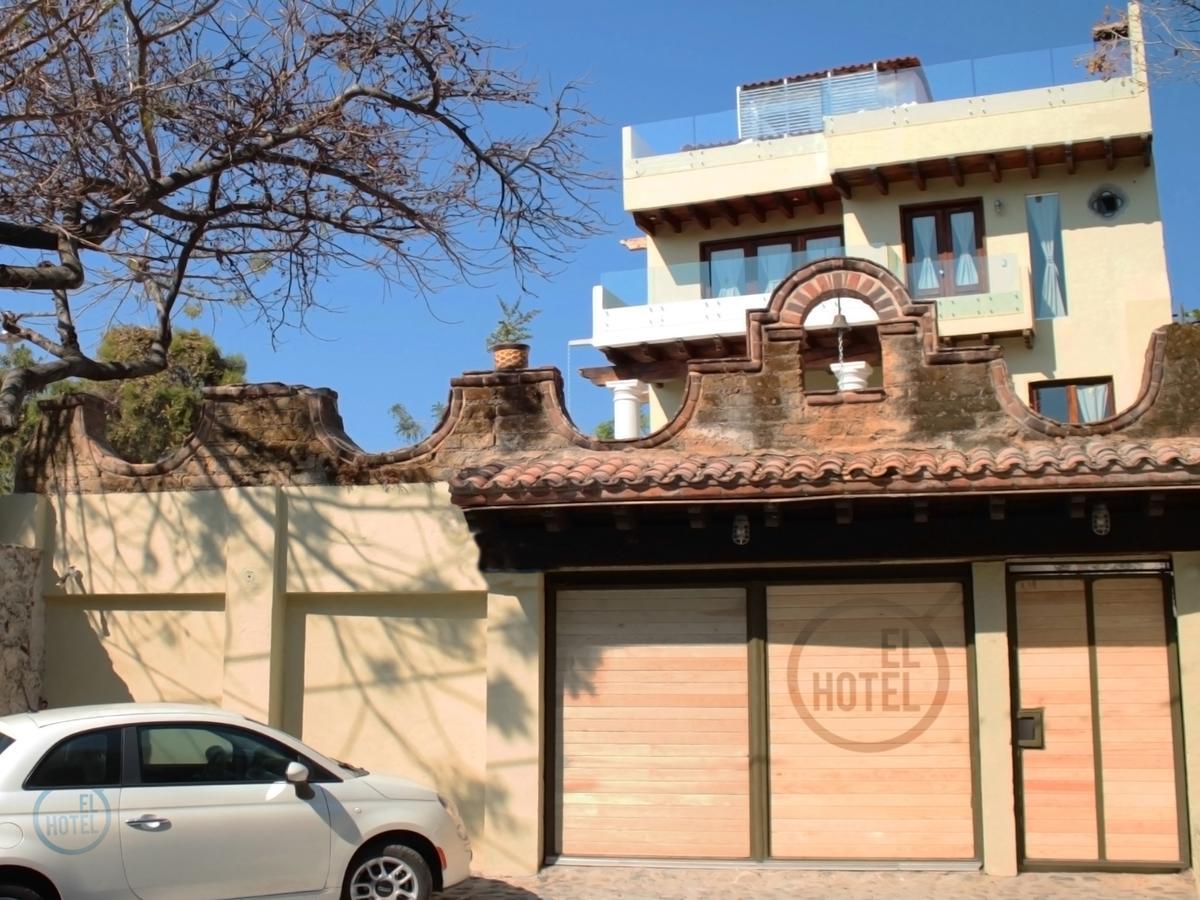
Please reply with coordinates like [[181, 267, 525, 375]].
[[757, 244, 794, 294], [912, 216, 939, 292], [950, 211, 980, 288], [1027, 195, 1067, 318], [709, 249, 746, 297], [1076, 382, 1111, 423]]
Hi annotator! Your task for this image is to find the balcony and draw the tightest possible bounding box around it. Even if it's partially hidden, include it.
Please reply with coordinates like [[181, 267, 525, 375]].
[[588, 250, 1030, 352], [627, 42, 1127, 161], [623, 41, 1142, 218]]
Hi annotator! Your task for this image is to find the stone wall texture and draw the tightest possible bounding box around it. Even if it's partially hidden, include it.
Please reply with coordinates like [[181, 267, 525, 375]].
[[0, 545, 41, 715]]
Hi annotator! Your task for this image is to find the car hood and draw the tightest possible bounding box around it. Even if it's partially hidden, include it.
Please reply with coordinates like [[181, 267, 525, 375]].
[[360, 773, 440, 802]]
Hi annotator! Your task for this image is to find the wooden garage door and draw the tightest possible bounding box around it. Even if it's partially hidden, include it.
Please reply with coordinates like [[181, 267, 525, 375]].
[[1013, 576, 1184, 866], [555, 588, 749, 858], [767, 582, 975, 860]]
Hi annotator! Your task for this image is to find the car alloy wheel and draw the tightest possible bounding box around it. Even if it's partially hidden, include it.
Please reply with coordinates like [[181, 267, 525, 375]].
[[347, 846, 430, 900]]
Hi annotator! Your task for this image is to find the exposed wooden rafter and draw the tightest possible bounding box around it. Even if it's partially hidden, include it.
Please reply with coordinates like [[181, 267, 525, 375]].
[[948, 156, 964, 187], [1144, 133, 1154, 168], [633, 212, 656, 235], [773, 193, 795, 219], [807, 187, 825, 215], [718, 200, 740, 227], [987, 154, 1002, 183], [687, 204, 711, 230], [870, 168, 889, 195], [658, 207, 683, 234], [1025, 146, 1039, 179], [832, 173, 852, 199], [1065, 143, 1077, 174], [745, 196, 767, 223], [1103, 137, 1116, 171], [910, 162, 926, 191]]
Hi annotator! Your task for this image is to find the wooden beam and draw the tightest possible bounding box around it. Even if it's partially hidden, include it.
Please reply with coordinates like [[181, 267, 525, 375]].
[[835, 500, 853, 526], [687, 204, 711, 230], [870, 167, 889, 196], [665, 339, 689, 360], [948, 156, 964, 187], [635, 342, 662, 362], [987, 153, 1002, 183], [658, 207, 683, 234], [1025, 146, 1039, 179], [1069, 494, 1087, 519], [582, 359, 686, 385], [1143, 133, 1154, 168], [1103, 137, 1116, 171], [542, 509, 566, 533], [909, 162, 926, 191], [614, 508, 636, 531], [764, 504, 782, 528], [807, 187, 825, 215], [633, 212, 656, 235], [773, 193, 796, 219], [913, 499, 929, 524], [990, 497, 1007, 521], [745, 195, 767, 223], [1147, 492, 1166, 517], [717, 200, 740, 227], [712, 336, 730, 356], [832, 173, 852, 199], [687, 505, 707, 530], [1065, 143, 1076, 175]]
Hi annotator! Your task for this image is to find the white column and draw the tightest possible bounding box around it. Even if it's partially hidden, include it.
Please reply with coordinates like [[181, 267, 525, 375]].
[[608, 379, 645, 440]]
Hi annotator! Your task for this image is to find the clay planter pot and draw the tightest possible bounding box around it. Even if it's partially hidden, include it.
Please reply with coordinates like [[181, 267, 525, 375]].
[[491, 342, 530, 370]]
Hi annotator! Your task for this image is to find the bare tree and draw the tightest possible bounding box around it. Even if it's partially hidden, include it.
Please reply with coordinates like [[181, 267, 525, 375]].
[[1091, 1, 1200, 81], [0, 0, 601, 434]]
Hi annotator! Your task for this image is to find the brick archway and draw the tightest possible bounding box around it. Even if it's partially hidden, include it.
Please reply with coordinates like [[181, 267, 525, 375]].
[[770, 256, 919, 330]]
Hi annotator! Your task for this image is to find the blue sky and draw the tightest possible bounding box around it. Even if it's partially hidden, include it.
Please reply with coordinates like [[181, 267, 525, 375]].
[[188, 0, 1198, 452]]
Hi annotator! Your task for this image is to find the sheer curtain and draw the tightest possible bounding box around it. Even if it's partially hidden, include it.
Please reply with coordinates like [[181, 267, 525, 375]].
[[1027, 194, 1067, 318], [1076, 382, 1111, 423], [805, 235, 843, 263], [709, 249, 746, 298], [757, 244, 794, 295], [911, 217, 939, 292], [950, 212, 980, 288]]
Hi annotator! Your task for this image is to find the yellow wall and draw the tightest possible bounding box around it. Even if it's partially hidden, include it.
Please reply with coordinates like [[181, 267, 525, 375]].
[[0, 485, 542, 876]]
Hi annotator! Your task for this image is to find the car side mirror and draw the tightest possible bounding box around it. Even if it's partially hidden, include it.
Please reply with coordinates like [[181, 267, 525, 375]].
[[285, 761, 310, 785]]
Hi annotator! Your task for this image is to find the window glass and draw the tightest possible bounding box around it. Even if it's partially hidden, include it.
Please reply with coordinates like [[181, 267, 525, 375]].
[[909, 215, 940, 293], [27, 729, 121, 789], [708, 248, 746, 298], [0, 733, 12, 755], [1034, 385, 1070, 422], [949, 211, 980, 288], [756, 243, 794, 295], [137, 724, 328, 785], [804, 235, 843, 262]]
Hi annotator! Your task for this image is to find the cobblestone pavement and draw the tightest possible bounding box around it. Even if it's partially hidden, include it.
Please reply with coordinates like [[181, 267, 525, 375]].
[[442, 866, 1196, 900]]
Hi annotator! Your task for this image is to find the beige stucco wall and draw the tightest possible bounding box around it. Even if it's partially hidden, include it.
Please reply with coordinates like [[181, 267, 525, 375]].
[[0, 484, 543, 876]]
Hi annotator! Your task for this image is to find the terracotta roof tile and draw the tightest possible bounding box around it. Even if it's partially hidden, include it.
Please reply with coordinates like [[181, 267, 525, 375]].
[[451, 439, 1200, 506]]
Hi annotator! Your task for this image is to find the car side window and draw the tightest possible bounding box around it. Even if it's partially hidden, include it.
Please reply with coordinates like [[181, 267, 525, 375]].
[[26, 728, 122, 789], [136, 724, 333, 785]]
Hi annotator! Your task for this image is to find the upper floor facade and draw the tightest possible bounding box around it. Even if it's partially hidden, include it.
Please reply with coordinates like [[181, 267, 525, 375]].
[[583, 3, 1173, 437]]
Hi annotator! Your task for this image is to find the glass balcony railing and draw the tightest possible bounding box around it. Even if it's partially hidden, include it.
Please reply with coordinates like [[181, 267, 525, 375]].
[[590, 250, 1031, 348], [627, 41, 1130, 159], [598, 245, 897, 309]]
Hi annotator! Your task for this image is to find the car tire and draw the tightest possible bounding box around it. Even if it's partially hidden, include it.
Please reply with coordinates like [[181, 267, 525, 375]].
[[343, 843, 432, 900], [0, 885, 45, 900]]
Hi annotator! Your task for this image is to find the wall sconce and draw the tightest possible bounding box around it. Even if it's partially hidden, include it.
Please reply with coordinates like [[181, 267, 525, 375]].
[[1091, 503, 1111, 536], [993, 198, 1004, 213], [732, 514, 750, 546]]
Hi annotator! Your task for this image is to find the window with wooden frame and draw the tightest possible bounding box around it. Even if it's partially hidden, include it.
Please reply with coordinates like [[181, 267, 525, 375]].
[[900, 199, 986, 300], [700, 227, 843, 299], [1030, 377, 1116, 424]]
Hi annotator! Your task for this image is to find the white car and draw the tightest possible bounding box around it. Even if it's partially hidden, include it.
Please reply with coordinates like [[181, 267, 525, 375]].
[[0, 703, 472, 900]]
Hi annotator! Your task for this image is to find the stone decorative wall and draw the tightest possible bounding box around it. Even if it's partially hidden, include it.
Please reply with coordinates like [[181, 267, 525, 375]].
[[0, 545, 41, 715]]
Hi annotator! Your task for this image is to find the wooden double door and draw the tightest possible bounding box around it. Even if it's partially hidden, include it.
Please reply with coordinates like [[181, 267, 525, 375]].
[[552, 581, 976, 862], [1011, 574, 1187, 869]]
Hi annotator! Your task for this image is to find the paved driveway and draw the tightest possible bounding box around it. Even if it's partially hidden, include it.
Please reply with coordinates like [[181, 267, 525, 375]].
[[443, 866, 1196, 900]]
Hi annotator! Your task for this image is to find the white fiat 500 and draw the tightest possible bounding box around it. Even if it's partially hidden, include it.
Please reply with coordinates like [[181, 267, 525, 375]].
[[0, 704, 472, 900]]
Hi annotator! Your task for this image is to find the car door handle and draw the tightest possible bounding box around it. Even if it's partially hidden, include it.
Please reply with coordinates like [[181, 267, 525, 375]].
[[125, 815, 171, 832]]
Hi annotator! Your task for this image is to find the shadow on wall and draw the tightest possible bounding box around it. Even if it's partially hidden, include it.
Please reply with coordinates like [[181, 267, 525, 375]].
[[282, 593, 504, 846], [43, 595, 227, 708]]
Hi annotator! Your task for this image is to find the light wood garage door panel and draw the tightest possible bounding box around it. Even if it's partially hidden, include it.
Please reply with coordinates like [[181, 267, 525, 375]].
[[557, 589, 750, 859], [1013, 580, 1099, 861], [1093, 578, 1181, 863], [767, 583, 975, 860]]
